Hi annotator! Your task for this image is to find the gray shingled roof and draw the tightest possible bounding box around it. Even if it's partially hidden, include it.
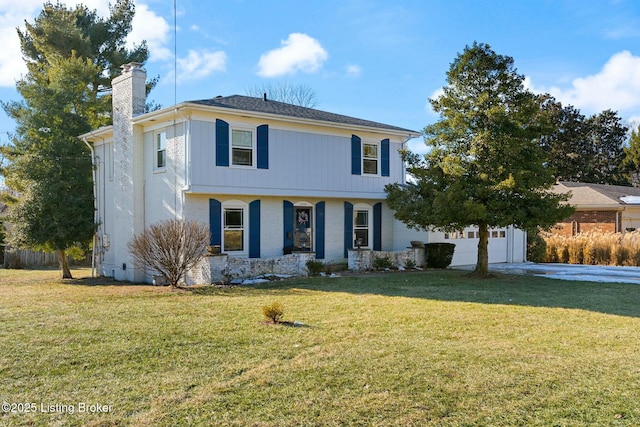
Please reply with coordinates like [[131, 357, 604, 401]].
[[188, 95, 418, 134], [553, 181, 640, 206]]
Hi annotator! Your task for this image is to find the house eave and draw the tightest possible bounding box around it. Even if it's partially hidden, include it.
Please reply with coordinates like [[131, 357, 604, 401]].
[[79, 125, 114, 142], [131, 102, 421, 139]]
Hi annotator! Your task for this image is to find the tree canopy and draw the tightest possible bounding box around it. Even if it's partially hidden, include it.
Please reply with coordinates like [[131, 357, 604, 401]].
[[1, 0, 150, 278], [541, 96, 628, 185], [622, 124, 640, 187], [385, 42, 573, 274]]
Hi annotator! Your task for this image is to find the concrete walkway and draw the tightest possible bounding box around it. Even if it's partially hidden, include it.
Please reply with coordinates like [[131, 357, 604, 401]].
[[481, 262, 640, 285]]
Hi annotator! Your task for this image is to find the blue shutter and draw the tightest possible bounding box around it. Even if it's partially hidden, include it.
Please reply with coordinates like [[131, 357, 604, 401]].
[[283, 201, 294, 249], [249, 200, 261, 258], [315, 202, 325, 259], [215, 119, 229, 167], [381, 139, 390, 177], [209, 199, 222, 246], [373, 202, 382, 251], [344, 202, 353, 258], [351, 135, 361, 175], [257, 125, 269, 169]]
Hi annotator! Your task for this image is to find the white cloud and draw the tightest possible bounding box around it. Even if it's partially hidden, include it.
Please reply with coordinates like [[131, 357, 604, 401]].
[[176, 49, 226, 82], [0, 1, 46, 86], [0, 1, 171, 86], [257, 33, 328, 78], [346, 64, 362, 78], [126, 3, 172, 61], [528, 51, 640, 115]]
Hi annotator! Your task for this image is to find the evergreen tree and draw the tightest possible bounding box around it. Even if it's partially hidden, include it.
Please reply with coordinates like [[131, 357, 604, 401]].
[[585, 110, 628, 185], [622, 124, 640, 186], [541, 97, 628, 185], [1, 1, 150, 278], [385, 42, 573, 275]]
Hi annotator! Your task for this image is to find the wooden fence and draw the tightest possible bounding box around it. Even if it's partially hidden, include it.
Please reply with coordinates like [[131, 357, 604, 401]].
[[4, 248, 89, 268]]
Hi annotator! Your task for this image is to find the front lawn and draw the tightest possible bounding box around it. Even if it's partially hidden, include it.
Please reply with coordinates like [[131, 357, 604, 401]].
[[1, 268, 640, 426]]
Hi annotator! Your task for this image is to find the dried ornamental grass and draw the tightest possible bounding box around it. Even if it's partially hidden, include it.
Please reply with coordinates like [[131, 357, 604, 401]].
[[542, 230, 640, 266]]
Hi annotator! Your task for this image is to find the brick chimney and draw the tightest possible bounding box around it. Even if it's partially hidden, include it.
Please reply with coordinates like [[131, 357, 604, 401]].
[[111, 62, 146, 282]]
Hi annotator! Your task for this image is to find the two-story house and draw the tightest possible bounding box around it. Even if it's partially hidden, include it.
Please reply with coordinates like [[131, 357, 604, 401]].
[[81, 63, 526, 283]]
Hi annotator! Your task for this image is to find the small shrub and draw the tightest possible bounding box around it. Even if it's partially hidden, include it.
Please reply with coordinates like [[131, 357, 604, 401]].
[[66, 245, 87, 263], [306, 259, 324, 277], [262, 302, 285, 323], [404, 258, 416, 269], [526, 230, 546, 263], [372, 256, 394, 270], [424, 243, 455, 268], [5, 252, 23, 269]]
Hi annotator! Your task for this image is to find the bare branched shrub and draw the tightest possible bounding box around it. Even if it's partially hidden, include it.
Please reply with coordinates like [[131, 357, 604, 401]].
[[128, 219, 210, 287]]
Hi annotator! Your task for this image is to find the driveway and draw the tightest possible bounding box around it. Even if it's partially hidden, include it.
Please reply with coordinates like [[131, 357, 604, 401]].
[[484, 262, 640, 285]]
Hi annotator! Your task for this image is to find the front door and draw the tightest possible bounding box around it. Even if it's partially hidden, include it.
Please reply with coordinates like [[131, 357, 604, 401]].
[[294, 207, 312, 251]]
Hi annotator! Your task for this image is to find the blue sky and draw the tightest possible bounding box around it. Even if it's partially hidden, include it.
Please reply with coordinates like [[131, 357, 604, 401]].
[[2, 0, 640, 154]]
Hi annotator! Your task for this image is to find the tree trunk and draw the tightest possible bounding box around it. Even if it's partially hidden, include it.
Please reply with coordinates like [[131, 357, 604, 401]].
[[58, 248, 73, 279], [475, 223, 489, 275]]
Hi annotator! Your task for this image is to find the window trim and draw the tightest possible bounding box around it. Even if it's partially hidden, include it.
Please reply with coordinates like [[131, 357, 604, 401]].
[[155, 130, 167, 170], [230, 126, 256, 169], [362, 141, 380, 176]]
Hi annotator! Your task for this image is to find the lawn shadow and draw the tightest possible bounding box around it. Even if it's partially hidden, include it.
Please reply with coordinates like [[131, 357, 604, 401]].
[[254, 269, 640, 319]]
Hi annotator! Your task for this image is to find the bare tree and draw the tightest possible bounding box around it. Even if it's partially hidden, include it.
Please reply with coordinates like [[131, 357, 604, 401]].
[[128, 219, 210, 287], [246, 82, 319, 108]]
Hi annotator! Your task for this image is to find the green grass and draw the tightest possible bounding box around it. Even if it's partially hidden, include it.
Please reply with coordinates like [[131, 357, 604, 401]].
[[1, 268, 640, 426]]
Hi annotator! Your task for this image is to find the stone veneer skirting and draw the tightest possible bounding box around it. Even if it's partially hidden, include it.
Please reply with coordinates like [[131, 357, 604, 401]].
[[187, 248, 427, 285], [348, 248, 425, 271], [188, 252, 316, 284]]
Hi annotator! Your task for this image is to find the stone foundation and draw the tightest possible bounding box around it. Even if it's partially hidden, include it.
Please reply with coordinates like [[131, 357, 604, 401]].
[[188, 252, 316, 284], [347, 248, 425, 271]]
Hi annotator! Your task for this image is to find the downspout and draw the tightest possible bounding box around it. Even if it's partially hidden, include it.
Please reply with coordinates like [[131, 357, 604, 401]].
[[82, 136, 98, 278]]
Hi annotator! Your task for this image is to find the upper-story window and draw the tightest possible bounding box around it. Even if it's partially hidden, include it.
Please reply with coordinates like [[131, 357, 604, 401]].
[[156, 131, 166, 169], [362, 142, 379, 175], [231, 129, 254, 167]]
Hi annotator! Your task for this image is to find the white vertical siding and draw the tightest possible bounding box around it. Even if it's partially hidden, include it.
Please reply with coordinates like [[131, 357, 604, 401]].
[[189, 120, 405, 198]]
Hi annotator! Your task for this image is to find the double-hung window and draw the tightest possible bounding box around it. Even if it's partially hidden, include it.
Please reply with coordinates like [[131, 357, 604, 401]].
[[156, 131, 166, 169], [354, 209, 370, 248], [362, 142, 379, 175], [231, 129, 254, 167], [223, 207, 245, 252]]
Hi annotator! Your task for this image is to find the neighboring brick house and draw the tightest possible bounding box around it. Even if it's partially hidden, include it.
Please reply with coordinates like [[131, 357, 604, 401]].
[[550, 181, 640, 236], [80, 63, 527, 283]]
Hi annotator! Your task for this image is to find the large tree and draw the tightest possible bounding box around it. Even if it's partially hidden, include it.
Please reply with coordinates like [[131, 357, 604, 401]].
[[541, 96, 628, 185], [1, 1, 151, 278], [385, 42, 573, 275], [622, 124, 640, 186], [585, 109, 628, 185]]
